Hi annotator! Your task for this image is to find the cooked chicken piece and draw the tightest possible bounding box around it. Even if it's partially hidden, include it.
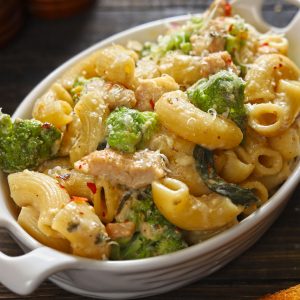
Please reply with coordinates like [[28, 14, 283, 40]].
[[190, 18, 227, 55], [135, 74, 179, 111], [159, 51, 237, 86], [74, 149, 166, 189]]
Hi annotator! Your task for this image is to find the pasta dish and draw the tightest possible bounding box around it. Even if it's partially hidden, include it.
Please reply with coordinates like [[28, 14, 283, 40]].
[[1, 0, 300, 260]]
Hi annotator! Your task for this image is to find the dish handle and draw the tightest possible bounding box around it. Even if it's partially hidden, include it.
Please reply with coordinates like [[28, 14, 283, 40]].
[[0, 246, 77, 295]]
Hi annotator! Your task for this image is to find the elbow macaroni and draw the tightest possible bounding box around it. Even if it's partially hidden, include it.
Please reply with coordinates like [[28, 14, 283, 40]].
[[152, 177, 242, 231], [155, 90, 243, 150]]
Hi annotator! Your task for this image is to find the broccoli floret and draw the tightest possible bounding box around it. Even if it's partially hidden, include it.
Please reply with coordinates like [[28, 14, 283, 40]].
[[225, 20, 249, 76], [225, 20, 248, 55], [112, 189, 187, 260], [187, 70, 247, 132], [0, 111, 61, 173], [141, 31, 192, 58], [106, 107, 158, 153]]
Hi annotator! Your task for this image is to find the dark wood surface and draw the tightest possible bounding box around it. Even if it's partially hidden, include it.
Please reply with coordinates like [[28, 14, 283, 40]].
[[1, 0, 300, 299]]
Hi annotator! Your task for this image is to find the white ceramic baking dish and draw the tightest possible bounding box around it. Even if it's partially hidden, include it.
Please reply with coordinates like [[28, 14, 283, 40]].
[[0, 0, 300, 298]]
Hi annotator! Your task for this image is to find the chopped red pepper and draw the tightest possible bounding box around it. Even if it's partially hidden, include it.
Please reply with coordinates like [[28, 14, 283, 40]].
[[87, 182, 97, 194], [149, 99, 155, 110], [260, 42, 269, 47], [225, 56, 232, 65], [224, 2, 232, 16]]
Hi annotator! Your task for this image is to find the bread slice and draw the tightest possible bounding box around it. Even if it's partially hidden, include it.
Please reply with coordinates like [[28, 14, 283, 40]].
[[260, 284, 300, 299]]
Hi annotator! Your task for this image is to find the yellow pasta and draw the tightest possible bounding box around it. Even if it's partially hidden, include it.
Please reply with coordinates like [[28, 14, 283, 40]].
[[152, 177, 241, 231], [8, 170, 70, 237], [219, 150, 254, 183], [155, 90, 243, 149], [240, 180, 268, 216], [95, 45, 138, 88], [269, 127, 300, 160], [251, 147, 283, 177], [52, 200, 111, 259], [258, 34, 288, 55], [247, 80, 300, 136], [259, 161, 292, 191], [93, 177, 124, 224], [47, 168, 96, 200], [59, 50, 104, 89], [245, 54, 300, 102], [18, 206, 71, 253], [69, 90, 109, 163], [247, 102, 286, 137], [32, 86, 73, 129]]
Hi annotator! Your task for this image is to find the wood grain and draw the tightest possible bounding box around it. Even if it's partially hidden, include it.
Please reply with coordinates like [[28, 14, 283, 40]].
[[0, 0, 300, 299]]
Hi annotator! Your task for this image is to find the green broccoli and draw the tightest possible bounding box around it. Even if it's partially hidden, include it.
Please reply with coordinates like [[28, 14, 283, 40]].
[[0, 111, 61, 173], [111, 189, 187, 260], [225, 20, 249, 76], [106, 107, 158, 153], [141, 31, 192, 58], [187, 70, 247, 132], [69, 76, 89, 103], [141, 16, 203, 58]]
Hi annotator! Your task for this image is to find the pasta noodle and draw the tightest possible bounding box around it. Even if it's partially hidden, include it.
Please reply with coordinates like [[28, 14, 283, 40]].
[[52, 199, 111, 259], [155, 90, 243, 150], [8, 170, 70, 238], [152, 177, 242, 230], [18, 206, 71, 253], [69, 89, 109, 163]]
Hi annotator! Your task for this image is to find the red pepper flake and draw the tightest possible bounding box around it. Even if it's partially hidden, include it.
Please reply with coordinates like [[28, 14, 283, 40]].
[[224, 2, 232, 16], [59, 184, 65, 189], [225, 56, 232, 65], [279, 63, 283, 68], [102, 212, 106, 217], [149, 99, 155, 110], [87, 182, 97, 194], [42, 122, 51, 129], [78, 164, 82, 169], [261, 42, 269, 47], [71, 196, 89, 202]]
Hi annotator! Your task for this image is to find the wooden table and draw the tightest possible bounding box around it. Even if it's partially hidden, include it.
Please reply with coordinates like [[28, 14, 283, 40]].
[[0, 0, 300, 299]]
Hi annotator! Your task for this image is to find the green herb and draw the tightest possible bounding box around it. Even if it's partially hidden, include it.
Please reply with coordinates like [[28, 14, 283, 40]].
[[193, 145, 259, 206]]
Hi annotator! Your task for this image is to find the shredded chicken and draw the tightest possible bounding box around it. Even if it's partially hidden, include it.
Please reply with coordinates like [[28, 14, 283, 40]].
[[74, 149, 166, 189], [190, 18, 227, 55]]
